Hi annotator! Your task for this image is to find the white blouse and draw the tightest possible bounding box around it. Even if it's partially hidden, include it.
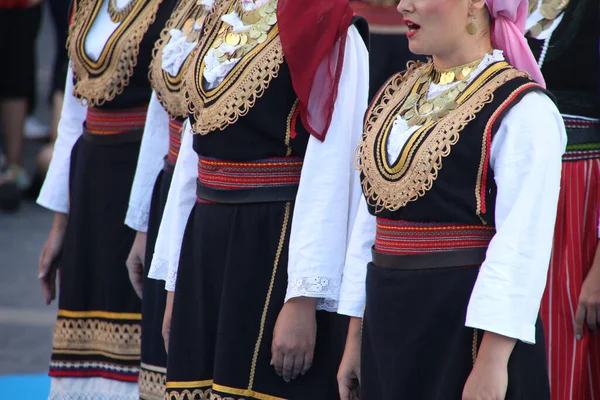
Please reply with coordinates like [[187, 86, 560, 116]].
[[37, 0, 142, 214], [148, 26, 369, 313], [337, 54, 567, 344]]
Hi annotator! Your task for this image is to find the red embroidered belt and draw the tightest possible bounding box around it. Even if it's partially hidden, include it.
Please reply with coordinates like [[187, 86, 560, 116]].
[[372, 219, 495, 270], [196, 156, 303, 204], [562, 115, 600, 161], [164, 117, 184, 172], [85, 106, 148, 135]]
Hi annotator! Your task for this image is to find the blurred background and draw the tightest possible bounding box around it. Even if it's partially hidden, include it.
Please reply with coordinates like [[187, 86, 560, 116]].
[[0, 0, 60, 398]]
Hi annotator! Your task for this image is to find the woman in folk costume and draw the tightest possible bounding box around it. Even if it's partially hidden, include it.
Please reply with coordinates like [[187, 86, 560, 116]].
[[526, 1, 600, 399], [145, 0, 370, 398], [35, 0, 177, 397], [336, 0, 566, 399], [122, 1, 217, 399]]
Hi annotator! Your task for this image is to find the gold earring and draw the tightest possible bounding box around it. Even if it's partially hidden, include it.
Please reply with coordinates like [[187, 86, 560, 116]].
[[466, 15, 477, 35]]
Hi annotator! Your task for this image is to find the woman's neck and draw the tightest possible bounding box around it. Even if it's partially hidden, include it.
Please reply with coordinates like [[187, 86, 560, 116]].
[[432, 38, 493, 70]]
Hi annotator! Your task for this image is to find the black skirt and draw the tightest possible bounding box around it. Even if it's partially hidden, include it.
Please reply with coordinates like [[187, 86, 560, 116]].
[[361, 263, 550, 400], [166, 201, 348, 400], [139, 168, 173, 400], [50, 129, 143, 386]]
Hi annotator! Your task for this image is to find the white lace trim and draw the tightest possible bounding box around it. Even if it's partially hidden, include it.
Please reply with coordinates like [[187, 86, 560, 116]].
[[49, 377, 138, 400], [162, 29, 198, 76], [203, 48, 242, 89], [317, 299, 338, 312], [148, 257, 169, 282], [165, 267, 178, 292], [50, 362, 138, 374], [285, 276, 341, 312], [124, 205, 149, 233], [386, 50, 505, 162], [202, 1, 269, 89]]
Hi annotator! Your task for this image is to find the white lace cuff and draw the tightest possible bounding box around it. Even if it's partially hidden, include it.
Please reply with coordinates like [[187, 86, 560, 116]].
[[148, 256, 169, 282], [165, 267, 178, 292], [284, 276, 341, 312], [124, 205, 149, 233]]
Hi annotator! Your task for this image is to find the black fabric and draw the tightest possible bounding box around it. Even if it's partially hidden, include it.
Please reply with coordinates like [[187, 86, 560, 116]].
[[368, 33, 426, 101], [192, 60, 311, 161], [361, 263, 550, 400], [59, 133, 141, 314], [196, 181, 299, 204], [367, 73, 547, 226], [140, 169, 172, 391], [52, 131, 142, 370], [77, 0, 178, 110], [527, 0, 600, 118], [0, 4, 42, 99], [167, 201, 348, 399]]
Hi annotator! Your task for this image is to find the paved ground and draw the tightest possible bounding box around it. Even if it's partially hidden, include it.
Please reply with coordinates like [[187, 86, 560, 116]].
[[0, 3, 58, 379]]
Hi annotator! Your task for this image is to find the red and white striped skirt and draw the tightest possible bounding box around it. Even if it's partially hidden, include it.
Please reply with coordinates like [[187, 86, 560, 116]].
[[541, 137, 600, 400]]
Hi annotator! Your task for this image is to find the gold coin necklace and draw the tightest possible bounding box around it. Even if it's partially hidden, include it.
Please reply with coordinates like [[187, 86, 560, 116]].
[[211, 0, 277, 63], [180, 2, 211, 43]]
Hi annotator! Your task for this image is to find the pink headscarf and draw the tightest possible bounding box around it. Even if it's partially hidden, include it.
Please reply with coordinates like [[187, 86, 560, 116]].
[[485, 0, 546, 87]]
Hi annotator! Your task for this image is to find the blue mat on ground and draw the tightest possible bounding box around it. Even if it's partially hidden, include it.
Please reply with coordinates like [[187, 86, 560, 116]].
[[0, 374, 50, 399]]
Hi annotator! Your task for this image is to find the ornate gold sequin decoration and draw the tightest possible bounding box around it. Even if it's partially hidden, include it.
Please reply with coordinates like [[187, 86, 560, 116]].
[[149, 0, 212, 119], [357, 61, 528, 212], [139, 363, 167, 400], [67, 0, 163, 106], [52, 316, 142, 357], [184, 0, 284, 135]]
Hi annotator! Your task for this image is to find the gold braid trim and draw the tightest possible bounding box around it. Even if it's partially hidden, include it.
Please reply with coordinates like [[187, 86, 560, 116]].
[[139, 363, 167, 400], [52, 317, 141, 357], [67, 0, 163, 107], [183, 1, 284, 135], [357, 62, 527, 212], [149, 0, 212, 119]]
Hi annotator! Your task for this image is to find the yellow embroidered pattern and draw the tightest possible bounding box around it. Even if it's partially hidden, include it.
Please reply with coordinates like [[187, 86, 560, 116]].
[[183, 0, 284, 135], [139, 363, 167, 400], [67, 0, 163, 106], [357, 61, 527, 212], [149, 0, 212, 119], [52, 316, 142, 357]]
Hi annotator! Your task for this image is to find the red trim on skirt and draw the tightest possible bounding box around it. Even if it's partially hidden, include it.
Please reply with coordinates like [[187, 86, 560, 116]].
[[541, 158, 600, 400]]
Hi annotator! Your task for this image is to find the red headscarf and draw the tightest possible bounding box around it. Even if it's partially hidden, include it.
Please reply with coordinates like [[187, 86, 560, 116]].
[[277, 0, 354, 141]]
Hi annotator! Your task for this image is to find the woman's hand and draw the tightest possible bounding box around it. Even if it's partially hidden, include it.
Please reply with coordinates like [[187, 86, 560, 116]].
[[575, 242, 600, 339], [39, 213, 67, 305], [337, 317, 362, 400], [271, 297, 317, 382], [162, 290, 174, 353], [462, 331, 515, 400], [126, 231, 147, 299]]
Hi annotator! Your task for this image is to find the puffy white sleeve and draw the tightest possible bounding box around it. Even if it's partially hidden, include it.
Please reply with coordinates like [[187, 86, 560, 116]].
[[125, 92, 170, 232], [465, 91, 567, 344], [284, 25, 369, 311], [148, 121, 197, 291], [37, 65, 87, 213], [337, 196, 376, 317]]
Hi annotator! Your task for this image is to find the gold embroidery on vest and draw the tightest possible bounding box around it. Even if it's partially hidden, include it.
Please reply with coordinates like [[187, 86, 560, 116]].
[[149, 0, 211, 119], [358, 62, 528, 211], [184, 0, 284, 135], [67, 0, 162, 106]]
